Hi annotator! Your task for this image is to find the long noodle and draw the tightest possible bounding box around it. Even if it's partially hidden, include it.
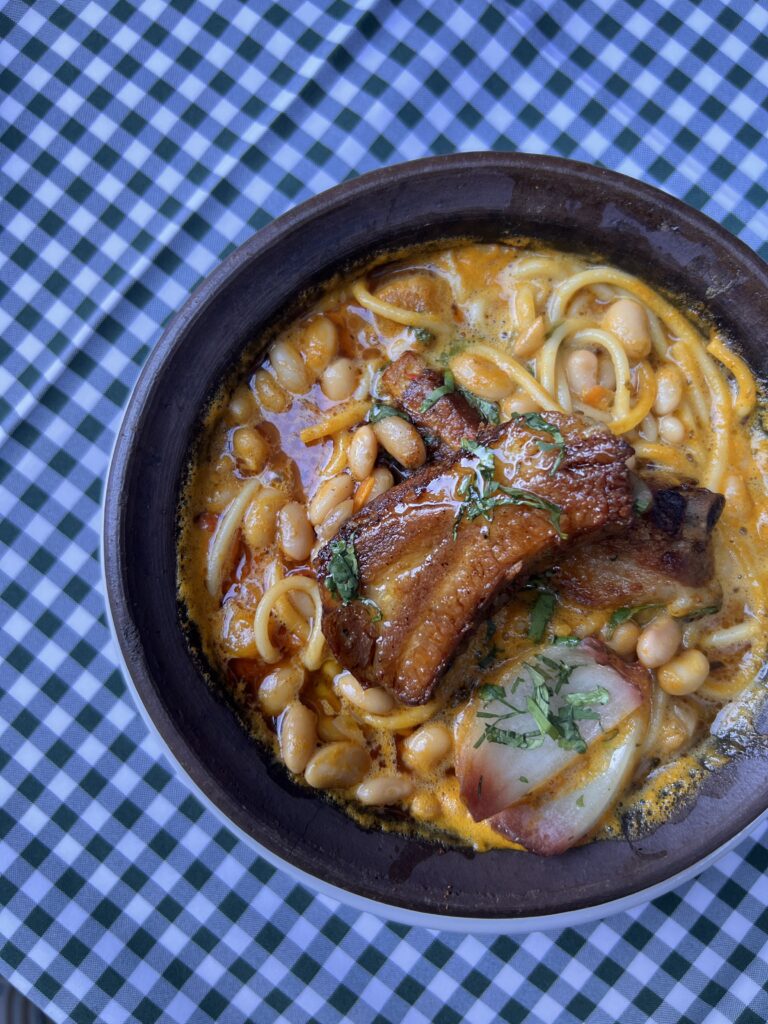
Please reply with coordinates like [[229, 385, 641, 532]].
[[206, 479, 261, 597], [253, 576, 326, 670], [351, 280, 446, 332], [470, 342, 563, 412], [707, 334, 757, 420]]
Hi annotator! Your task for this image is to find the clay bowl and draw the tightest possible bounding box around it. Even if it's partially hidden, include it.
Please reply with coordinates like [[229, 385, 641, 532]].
[[104, 154, 768, 930]]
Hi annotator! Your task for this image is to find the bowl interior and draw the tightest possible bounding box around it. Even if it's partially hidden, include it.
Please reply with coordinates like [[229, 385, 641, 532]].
[[105, 154, 768, 918]]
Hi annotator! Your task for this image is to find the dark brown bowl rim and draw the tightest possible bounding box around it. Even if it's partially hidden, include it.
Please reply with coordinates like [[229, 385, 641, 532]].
[[104, 152, 768, 923]]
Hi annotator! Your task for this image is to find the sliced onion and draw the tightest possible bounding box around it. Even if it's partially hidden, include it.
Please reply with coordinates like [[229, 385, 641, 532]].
[[490, 712, 645, 855], [456, 641, 647, 822], [205, 479, 261, 597]]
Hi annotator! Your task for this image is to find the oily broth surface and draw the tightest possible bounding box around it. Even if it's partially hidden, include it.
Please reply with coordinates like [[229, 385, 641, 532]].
[[178, 241, 768, 852]]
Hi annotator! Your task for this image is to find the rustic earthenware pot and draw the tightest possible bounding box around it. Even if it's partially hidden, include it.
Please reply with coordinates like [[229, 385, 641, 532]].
[[104, 154, 768, 929]]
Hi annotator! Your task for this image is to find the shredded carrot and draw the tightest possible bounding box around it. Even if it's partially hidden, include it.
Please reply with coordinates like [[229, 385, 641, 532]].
[[582, 384, 613, 410], [299, 400, 371, 444], [353, 475, 376, 511]]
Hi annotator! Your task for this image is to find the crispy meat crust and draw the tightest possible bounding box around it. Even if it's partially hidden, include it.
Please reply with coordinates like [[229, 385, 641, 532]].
[[315, 414, 634, 704], [553, 485, 725, 606], [380, 351, 482, 456]]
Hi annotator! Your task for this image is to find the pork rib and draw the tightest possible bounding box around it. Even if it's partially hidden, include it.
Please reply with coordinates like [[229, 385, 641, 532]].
[[315, 414, 634, 704], [381, 352, 725, 611], [380, 351, 481, 455]]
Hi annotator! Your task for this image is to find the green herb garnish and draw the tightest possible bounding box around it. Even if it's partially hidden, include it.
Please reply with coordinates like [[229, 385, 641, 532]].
[[409, 326, 435, 344], [420, 370, 455, 413], [552, 635, 580, 647], [458, 388, 500, 424], [474, 656, 610, 754], [324, 535, 382, 620], [477, 619, 501, 669], [576, 795, 585, 808], [682, 603, 722, 621], [529, 591, 556, 643], [369, 404, 409, 424], [454, 439, 565, 539], [512, 412, 566, 475], [324, 536, 360, 604], [606, 603, 664, 638]]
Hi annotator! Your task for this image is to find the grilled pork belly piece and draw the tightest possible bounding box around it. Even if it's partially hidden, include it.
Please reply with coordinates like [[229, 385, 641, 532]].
[[552, 485, 725, 610], [380, 351, 482, 455], [381, 353, 725, 612], [315, 415, 634, 705]]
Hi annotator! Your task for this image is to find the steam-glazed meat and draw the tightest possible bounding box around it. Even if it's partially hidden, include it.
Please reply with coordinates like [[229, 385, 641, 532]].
[[552, 485, 725, 609], [380, 351, 481, 455], [382, 353, 725, 612], [315, 414, 634, 704]]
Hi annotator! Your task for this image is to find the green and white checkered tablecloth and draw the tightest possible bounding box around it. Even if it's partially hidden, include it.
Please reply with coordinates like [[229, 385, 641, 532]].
[[2, 1, 768, 1021]]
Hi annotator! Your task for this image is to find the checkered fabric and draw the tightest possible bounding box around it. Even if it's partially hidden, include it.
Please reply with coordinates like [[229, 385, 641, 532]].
[[2, 0, 768, 1021]]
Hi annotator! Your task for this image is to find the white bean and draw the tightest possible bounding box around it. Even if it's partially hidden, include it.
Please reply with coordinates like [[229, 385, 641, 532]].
[[243, 488, 287, 551], [637, 615, 681, 669], [303, 316, 338, 376], [603, 298, 651, 358], [373, 417, 426, 469], [658, 414, 685, 445], [607, 621, 640, 658], [317, 713, 364, 745], [228, 385, 256, 423], [308, 474, 354, 526], [253, 369, 289, 413], [279, 702, 317, 773], [501, 392, 539, 417], [277, 502, 314, 562], [512, 316, 546, 358], [348, 425, 378, 480], [270, 338, 311, 394], [367, 467, 394, 502], [653, 365, 684, 415], [259, 665, 305, 716], [356, 775, 414, 806], [564, 349, 598, 395], [232, 425, 269, 474], [658, 649, 710, 695], [401, 723, 453, 773], [304, 742, 370, 789], [315, 498, 353, 543], [598, 355, 616, 390], [451, 352, 514, 400], [321, 358, 360, 401], [638, 413, 658, 443], [334, 671, 395, 714]]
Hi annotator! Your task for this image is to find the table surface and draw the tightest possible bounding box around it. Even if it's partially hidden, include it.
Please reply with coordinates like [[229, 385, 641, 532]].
[[3, 0, 768, 1021]]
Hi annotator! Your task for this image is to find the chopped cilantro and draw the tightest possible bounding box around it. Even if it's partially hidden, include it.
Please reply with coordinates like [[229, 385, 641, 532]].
[[323, 536, 359, 604], [474, 655, 610, 754], [454, 439, 565, 539], [409, 326, 435, 344], [458, 388, 500, 424], [606, 603, 664, 638], [529, 590, 556, 643], [511, 411, 566, 475], [420, 370, 455, 413], [576, 795, 585, 808], [323, 535, 381, 620], [683, 603, 722, 621], [369, 403, 409, 424]]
